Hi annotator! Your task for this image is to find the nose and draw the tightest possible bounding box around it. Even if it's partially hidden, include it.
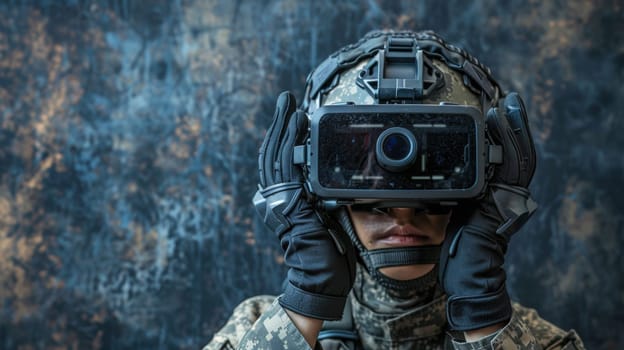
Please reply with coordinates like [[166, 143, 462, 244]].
[[388, 207, 419, 225]]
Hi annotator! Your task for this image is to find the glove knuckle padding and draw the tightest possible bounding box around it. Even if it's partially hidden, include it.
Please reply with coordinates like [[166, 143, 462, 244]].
[[258, 91, 297, 187], [486, 92, 536, 187], [489, 184, 538, 236], [253, 182, 303, 237], [504, 92, 536, 185]]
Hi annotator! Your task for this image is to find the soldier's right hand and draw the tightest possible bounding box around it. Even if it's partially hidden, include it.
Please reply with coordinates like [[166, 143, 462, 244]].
[[253, 91, 357, 321]]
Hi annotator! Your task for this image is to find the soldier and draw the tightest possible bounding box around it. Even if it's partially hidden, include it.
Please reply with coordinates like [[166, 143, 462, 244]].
[[204, 30, 585, 350]]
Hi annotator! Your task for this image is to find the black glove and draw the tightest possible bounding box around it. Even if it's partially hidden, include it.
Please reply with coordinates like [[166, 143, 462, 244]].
[[439, 92, 538, 331], [253, 91, 356, 320]]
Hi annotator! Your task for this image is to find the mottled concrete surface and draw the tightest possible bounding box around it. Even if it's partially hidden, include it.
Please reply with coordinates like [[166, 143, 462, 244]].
[[0, 0, 621, 349]]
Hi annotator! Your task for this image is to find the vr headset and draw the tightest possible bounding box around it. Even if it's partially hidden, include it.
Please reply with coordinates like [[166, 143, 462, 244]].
[[294, 35, 505, 210], [295, 104, 500, 209]]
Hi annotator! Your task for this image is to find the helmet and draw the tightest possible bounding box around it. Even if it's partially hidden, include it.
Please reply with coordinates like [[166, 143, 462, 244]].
[[296, 30, 506, 289], [303, 30, 501, 113]]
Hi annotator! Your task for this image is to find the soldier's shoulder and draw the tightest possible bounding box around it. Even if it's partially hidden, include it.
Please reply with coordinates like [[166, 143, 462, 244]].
[[238, 299, 313, 350], [512, 302, 585, 349], [203, 295, 277, 350], [233, 295, 277, 320]]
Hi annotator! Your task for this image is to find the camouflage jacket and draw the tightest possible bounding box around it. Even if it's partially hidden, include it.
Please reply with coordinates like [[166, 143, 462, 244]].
[[204, 267, 584, 350]]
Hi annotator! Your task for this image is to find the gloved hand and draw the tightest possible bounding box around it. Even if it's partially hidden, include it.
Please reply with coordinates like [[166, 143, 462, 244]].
[[253, 91, 357, 320], [439, 92, 538, 331]]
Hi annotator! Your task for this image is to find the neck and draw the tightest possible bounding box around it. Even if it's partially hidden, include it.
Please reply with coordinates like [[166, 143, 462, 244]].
[[350, 264, 448, 348], [352, 263, 442, 313]]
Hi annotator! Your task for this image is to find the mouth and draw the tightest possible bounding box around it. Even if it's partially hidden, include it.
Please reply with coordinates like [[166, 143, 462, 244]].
[[372, 225, 431, 247]]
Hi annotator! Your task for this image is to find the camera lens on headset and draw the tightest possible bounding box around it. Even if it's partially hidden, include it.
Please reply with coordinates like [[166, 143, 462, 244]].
[[375, 127, 418, 172]]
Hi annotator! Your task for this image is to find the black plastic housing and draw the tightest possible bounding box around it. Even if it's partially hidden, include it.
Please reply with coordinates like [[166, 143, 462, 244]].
[[306, 104, 486, 202]]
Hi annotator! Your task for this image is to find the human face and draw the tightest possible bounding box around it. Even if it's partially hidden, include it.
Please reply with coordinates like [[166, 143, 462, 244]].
[[348, 207, 451, 280]]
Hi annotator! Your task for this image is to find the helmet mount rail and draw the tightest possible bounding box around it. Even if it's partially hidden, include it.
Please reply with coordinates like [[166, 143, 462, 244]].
[[357, 37, 445, 103]]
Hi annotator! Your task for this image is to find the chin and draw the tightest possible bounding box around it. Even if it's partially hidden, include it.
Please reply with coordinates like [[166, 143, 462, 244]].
[[379, 264, 436, 281]]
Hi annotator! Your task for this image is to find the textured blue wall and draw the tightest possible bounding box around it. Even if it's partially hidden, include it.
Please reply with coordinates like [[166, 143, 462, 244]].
[[0, 1, 621, 349]]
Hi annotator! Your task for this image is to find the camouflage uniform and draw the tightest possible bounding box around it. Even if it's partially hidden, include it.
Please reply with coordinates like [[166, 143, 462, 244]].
[[204, 265, 585, 350]]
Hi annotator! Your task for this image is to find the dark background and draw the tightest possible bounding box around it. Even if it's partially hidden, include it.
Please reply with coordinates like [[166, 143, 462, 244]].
[[0, 0, 622, 349]]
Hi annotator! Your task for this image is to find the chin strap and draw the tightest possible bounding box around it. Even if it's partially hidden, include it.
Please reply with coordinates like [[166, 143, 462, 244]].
[[365, 245, 441, 268], [333, 207, 442, 290]]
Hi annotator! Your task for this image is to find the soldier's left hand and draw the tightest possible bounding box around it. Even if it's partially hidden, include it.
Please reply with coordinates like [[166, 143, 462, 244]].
[[438, 93, 538, 331]]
